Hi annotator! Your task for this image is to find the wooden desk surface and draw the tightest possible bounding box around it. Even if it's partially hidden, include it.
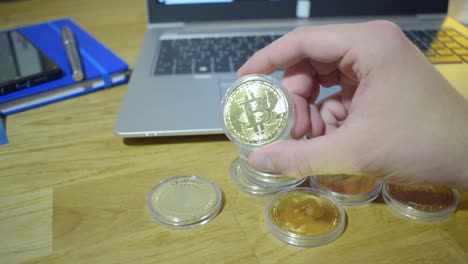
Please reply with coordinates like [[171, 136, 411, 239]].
[[1, 1, 467, 263]]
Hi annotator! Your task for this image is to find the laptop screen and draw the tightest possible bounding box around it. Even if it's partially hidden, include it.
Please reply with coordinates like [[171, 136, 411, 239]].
[[148, 0, 448, 24], [157, 0, 265, 4], [148, 0, 296, 23]]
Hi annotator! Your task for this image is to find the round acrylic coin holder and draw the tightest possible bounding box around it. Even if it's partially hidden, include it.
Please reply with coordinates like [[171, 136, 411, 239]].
[[146, 175, 222, 228], [309, 174, 383, 206], [221, 74, 295, 153], [382, 183, 458, 222], [229, 158, 307, 197], [229, 158, 281, 196], [238, 158, 305, 187], [264, 188, 346, 247]]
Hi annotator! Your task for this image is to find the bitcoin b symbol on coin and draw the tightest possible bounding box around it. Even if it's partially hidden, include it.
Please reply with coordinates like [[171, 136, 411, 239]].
[[241, 90, 272, 135]]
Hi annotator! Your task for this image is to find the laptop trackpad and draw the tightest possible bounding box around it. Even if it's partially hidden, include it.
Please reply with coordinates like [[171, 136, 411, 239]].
[[176, 78, 221, 129], [132, 78, 224, 134]]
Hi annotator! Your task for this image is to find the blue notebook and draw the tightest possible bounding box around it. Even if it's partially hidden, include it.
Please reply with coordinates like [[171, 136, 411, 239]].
[[0, 19, 129, 116], [0, 118, 7, 145]]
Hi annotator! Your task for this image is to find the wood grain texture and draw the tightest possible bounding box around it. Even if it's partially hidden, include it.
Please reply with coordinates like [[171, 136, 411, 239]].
[[0, 1, 467, 263]]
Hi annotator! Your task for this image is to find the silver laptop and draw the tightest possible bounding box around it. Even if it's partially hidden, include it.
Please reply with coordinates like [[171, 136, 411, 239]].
[[114, 0, 467, 138]]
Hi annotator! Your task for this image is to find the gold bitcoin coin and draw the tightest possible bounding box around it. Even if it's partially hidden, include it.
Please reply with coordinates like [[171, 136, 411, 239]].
[[269, 190, 342, 236], [264, 188, 346, 247], [222, 75, 291, 149]]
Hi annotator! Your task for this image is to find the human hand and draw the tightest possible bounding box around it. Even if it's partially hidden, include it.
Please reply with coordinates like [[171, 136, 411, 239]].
[[238, 21, 468, 190]]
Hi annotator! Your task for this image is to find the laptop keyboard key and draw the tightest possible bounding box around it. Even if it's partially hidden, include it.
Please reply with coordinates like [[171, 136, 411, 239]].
[[415, 40, 430, 51], [428, 56, 463, 64], [232, 56, 248, 72], [214, 58, 231, 73], [445, 42, 461, 49], [436, 36, 452, 43], [175, 59, 193, 74], [441, 29, 460, 37], [155, 62, 174, 75], [195, 58, 212, 74], [452, 48, 468, 56], [430, 41, 444, 49], [435, 48, 454, 56], [424, 49, 438, 57], [452, 36, 468, 48], [413, 30, 435, 45]]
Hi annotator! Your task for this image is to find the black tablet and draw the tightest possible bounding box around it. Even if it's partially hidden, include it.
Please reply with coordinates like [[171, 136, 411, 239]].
[[0, 30, 63, 96]]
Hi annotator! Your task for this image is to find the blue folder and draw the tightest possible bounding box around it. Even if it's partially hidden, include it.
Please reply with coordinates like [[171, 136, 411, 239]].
[[0, 18, 129, 116]]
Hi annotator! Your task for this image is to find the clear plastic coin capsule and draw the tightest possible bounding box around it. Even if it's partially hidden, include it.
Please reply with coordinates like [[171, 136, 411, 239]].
[[146, 175, 222, 228], [238, 158, 305, 187], [382, 184, 458, 222], [229, 158, 306, 197], [229, 158, 282, 196], [309, 174, 383, 206]]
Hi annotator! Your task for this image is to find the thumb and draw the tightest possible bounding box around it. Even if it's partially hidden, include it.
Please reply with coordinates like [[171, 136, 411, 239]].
[[248, 132, 359, 178]]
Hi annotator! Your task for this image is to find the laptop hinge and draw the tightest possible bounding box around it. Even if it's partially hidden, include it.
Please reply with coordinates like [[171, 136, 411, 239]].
[[415, 14, 446, 20], [148, 23, 185, 29]]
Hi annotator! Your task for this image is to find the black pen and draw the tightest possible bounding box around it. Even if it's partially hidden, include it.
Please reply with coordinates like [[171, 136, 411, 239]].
[[61, 26, 84, 82]]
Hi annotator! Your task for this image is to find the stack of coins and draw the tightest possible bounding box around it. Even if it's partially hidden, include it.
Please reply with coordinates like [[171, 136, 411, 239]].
[[222, 74, 306, 196], [309, 174, 383, 206]]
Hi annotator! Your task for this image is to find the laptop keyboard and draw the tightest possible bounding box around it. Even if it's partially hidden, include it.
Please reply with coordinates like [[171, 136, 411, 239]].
[[403, 28, 468, 64], [154, 35, 281, 75], [154, 29, 467, 75]]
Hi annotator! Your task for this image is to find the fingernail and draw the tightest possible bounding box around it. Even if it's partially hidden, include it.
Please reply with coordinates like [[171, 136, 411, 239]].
[[249, 155, 275, 173]]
